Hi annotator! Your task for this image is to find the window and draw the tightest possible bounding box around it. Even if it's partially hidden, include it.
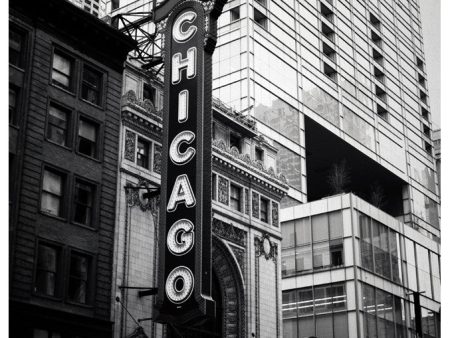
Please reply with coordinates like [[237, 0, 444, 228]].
[[376, 104, 388, 121], [323, 62, 337, 81], [418, 73, 426, 87], [68, 252, 91, 304], [46, 103, 69, 146], [230, 184, 242, 211], [422, 107, 430, 120], [416, 56, 424, 71], [424, 141, 432, 155], [9, 27, 25, 68], [374, 66, 385, 84], [260, 197, 269, 222], [34, 244, 60, 297], [320, 2, 334, 22], [322, 41, 336, 62], [375, 85, 387, 102], [230, 6, 240, 22], [255, 147, 264, 162], [321, 22, 335, 42], [369, 13, 381, 29], [143, 83, 155, 103], [254, 8, 268, 29], [9, 86, 19, 125], [73, 179, 95, 226], [137, 137, 151, 169], [371, 30, 382, 48], [78, 117, 98, 158], [229, 133, 241, 152], [82, 65, 103, 105], [212, 173, 217, 201], [419, 90, 427, 104], [52, 51, 73, 90], [372, 48, 384, 66], [41, 169, 65, 217]]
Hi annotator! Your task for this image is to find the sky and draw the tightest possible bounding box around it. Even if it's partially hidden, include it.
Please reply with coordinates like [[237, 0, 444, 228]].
[[419, 0, 440, 129]]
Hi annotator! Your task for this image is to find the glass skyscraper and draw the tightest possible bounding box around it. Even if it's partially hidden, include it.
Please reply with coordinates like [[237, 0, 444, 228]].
[[211, 0, 440, 337]]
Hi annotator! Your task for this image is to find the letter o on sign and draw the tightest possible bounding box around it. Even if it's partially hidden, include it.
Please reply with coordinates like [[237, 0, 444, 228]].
[[165, 266, 194, 304]]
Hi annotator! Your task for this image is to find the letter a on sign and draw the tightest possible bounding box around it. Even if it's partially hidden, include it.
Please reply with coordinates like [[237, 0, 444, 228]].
[[167, 174, 196, 212]]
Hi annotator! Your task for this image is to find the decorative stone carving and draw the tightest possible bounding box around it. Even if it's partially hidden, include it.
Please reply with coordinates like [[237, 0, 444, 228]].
[[244, 189, 250, 215], [254, 233, 278, 262], [212, 218, 246, 247], [252, 192, 259, 218], [124, 130, 136, 162], [126, 179, 160, 216], [122, 90, 162, 120], [230, 246, 245, 279], [153, 144, 162, 174], [218, 176, 229, 205], [211, 138, 289, 188], [272, 201, 279, 227]]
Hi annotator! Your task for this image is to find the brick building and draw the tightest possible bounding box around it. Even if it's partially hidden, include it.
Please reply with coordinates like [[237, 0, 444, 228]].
[[9, 0, 135, 336]]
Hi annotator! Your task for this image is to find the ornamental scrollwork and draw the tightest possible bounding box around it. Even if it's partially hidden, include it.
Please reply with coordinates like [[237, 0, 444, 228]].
[[125, 130, 136, 162], [212, 218, 246, 247], [254, 233, 278, 262]]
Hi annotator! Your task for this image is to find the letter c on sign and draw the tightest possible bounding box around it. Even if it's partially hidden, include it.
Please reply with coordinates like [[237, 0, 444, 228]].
[[173, 11, 197, 43], [169, 130, 196, 165]]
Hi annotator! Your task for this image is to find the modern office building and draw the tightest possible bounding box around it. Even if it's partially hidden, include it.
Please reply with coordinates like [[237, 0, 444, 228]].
[[9, 0, 135, 336], [208, 0, 440, 337]]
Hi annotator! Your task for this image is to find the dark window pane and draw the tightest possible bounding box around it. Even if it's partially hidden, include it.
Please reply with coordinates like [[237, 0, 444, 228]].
[[143, 83, 155, 103], [73, 180, 94, 226], [47, 104, 68, 146], [35, 245, 58, 296], [82, 66, 102, 105], [333, 312, 349, 337], [230, 184, 241, 211], [229, 133, 241, 151], [9, 87, 18, 125], [260, 198, 269, 222], [330, 239, 343, 267], [10, 29, 24, 68], [68, 253, 90, 304], [78, 118, 98, 158], [137, 138, 150, 169], [282, 318, 297, 338], [298, 316, 315, 337]]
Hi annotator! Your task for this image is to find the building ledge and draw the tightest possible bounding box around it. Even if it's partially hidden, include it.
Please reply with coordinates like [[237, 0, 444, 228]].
[[212, 97, 257, 137], [212, 138, 289, 193], [121, 90, 163, 128]]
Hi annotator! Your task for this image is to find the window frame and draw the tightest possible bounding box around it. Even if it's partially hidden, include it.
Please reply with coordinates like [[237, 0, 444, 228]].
[[81, 63, 105, 107], [45, 101, 72, 148], [72, 177, 97, 228], [260, 197, 270, 223], [77, 114, 100, 160], [136, 136, 152, 170], [66, 249, 94, 306], [229, 183, 242, 212], [9, 25, 27, 69], [40, 166, 67, 219], [33, 241, 63, 299], [9, 85, 20, 126], [51, 48, 75, 92]]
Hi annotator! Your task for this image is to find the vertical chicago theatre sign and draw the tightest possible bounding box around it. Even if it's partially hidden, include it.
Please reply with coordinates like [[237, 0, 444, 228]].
[[154, 0, 225, 325]]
